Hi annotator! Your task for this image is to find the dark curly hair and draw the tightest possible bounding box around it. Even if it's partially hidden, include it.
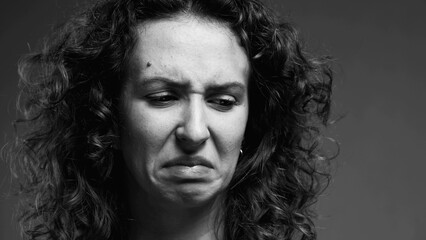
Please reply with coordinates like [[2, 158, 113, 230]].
[[13, 0, 334, 239]]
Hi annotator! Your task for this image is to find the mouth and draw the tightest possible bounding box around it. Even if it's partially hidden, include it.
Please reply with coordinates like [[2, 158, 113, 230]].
[[163, 156, 214, 169]]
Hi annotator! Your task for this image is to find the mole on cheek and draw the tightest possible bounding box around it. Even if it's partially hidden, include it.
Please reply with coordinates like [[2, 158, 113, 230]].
[[146, 62, 152, 67]]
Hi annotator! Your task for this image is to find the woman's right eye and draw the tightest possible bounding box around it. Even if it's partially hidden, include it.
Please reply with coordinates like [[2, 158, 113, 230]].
[[145, 92, 178, 106]]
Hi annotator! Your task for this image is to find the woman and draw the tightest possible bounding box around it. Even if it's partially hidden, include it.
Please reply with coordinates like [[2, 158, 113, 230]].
[[14, 0, 333, 239]]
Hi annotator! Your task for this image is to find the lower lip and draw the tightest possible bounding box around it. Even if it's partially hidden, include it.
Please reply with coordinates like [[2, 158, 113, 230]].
[[163, 165, 213, 180]]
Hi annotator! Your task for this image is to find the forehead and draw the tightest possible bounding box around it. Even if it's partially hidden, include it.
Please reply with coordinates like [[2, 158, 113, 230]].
[[127, 15, 250, 87]]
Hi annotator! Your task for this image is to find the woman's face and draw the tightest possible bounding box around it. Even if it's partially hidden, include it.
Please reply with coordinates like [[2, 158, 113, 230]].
[[119, 15, 249, 208]]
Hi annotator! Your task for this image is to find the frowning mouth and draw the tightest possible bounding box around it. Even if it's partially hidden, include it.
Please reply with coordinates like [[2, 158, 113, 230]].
[[163, 156, 213, 169]]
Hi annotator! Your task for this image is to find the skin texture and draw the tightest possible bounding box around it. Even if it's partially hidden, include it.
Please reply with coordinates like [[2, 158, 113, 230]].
[[119, 15, 250, 239]]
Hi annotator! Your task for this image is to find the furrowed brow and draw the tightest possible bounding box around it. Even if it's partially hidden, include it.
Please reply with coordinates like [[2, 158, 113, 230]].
[[136, 77, 190, 91]]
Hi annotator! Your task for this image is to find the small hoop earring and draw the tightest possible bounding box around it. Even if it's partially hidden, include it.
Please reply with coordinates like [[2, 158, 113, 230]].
[[239, 149, 243, 155]]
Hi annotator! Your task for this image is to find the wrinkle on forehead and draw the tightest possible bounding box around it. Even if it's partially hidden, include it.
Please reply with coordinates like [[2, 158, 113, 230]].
[[127, 14, 250, 88]]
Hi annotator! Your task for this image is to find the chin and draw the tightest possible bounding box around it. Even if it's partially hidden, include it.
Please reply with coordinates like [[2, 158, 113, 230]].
[[166, 182, 224, 207]]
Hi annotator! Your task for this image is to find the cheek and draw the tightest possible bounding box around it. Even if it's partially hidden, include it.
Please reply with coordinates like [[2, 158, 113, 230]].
[[217, 115, 247, 186], [220, 127, 245, 152], [122, 104, 168, 147], [212, 107, 248, 157], [120, 103, 169, 170]]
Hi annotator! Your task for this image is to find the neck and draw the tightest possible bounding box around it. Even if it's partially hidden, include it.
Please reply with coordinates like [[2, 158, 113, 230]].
[[124, 174, 224, 240]]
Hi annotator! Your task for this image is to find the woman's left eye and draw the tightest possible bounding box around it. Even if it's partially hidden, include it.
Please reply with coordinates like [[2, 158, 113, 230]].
[[208, 96, 238, 111]]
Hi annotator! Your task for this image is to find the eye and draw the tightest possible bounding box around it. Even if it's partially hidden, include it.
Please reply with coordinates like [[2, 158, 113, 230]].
[[208, 95, 238, 111], [145, 92, 178, 107]]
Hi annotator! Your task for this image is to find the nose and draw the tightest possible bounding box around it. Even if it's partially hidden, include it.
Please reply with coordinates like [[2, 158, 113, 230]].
[[175, 97, 210, 151]]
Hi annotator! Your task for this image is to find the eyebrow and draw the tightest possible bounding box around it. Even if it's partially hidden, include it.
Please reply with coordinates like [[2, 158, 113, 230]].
[[136, 77, 190, 90], [136, 77, 246, 92]]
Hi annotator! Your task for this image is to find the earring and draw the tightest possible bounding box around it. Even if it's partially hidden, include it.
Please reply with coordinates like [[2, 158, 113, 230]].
[[240, 149, 243, 155]]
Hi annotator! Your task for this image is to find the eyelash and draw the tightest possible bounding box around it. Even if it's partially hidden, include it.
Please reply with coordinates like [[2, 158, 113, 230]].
[[208, 97, 237, 111], [145, 92, 238, 110], [146, 93, 178, 106]]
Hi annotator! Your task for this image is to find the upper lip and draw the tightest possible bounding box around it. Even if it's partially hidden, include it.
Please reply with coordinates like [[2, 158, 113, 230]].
[[163, 156, 213, 168]]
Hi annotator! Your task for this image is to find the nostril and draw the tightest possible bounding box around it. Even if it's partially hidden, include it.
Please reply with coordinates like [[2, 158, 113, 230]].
[[175, 133, 208, 154], [175, 123, 210, 152], [175, 98, 210, 148], [175, 127, 209, 145]]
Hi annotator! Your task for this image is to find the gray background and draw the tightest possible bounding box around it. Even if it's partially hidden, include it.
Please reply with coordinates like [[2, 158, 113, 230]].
[[1, 0, 425, 239]]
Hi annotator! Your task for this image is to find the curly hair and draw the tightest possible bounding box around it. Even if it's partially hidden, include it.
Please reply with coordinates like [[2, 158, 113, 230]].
[[13, 0, 334, 239]]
